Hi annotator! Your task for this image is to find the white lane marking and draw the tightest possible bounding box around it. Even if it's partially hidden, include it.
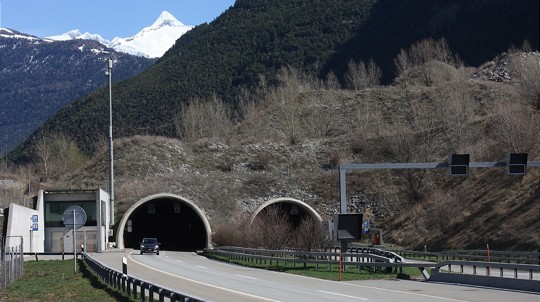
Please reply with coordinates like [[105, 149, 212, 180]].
[[271, 264, 472, 302], [319, 290, 368, 300], [197, 265, 208, 269], [175, 260, 183, 263], [127, 252, 279, 302], [345, 283, 470, 302], [236, 274, 257, 280]]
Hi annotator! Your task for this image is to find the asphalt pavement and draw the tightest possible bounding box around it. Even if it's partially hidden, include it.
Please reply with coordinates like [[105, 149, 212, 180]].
[[85, 249, 540, 302]]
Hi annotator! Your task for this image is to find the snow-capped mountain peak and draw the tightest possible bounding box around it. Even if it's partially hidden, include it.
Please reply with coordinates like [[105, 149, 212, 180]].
[[151, 11, 185, 29], [47, 29, 109, 45], [41, 11, 192, 58], [109, 11, 193, 58]]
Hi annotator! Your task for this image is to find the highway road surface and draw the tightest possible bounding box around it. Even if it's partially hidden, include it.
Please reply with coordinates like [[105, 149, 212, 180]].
[[91, 250, 539, 302]]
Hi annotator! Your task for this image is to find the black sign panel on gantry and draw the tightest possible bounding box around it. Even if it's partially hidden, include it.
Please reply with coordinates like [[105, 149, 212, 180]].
[[334, 213, 363, 240]]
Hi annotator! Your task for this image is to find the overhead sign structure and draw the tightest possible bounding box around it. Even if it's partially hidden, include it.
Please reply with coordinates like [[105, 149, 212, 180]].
[[338, 155, 540, 214], [63, 205, 87, 230]]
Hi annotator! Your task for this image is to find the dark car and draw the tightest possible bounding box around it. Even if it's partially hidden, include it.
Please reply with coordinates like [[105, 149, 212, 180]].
[[139, 237, 160, 255]]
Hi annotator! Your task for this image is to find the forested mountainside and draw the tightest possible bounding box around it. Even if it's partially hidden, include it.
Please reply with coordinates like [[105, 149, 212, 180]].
[[2, 0, 539, 251], [9, 0, 538, 163], [0, 34, 155, 156]]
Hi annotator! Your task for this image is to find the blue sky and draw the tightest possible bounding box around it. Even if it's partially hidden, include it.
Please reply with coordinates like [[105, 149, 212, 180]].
[[0, 0, 236, 40]]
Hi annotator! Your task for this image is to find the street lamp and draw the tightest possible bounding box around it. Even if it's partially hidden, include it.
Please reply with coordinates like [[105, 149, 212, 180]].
[[106, 59, 115, 226]]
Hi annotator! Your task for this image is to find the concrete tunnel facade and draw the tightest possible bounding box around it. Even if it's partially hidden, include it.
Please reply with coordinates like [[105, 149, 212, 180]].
[[116, 195, 322, 251], [249, 198, 322, 226], [116, 193, 212, 251]]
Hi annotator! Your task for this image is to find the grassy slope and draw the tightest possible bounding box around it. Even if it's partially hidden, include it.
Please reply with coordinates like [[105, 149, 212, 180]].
[[0, 260, 134, 302]]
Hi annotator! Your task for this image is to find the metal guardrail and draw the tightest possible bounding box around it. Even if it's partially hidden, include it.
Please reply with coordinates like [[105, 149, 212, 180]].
[[208, 246, 540, 289], [207, 246, 433, 275], [394, 249, 540, 265], [82, 253, 205, 302]]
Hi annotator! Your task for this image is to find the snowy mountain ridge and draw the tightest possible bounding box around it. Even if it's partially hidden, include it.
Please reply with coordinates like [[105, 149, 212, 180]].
[[46, 29, 110, 45], [44, 11, 193, 58], [107, 11, 193, 58]]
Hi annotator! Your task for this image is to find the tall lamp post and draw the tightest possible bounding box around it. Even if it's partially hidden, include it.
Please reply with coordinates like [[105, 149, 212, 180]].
[[106, 59, 115, 227]]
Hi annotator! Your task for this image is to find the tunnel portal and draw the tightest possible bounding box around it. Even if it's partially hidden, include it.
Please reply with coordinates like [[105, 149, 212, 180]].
[[117, 194, 211, 251], [250, 198, 322, 227]]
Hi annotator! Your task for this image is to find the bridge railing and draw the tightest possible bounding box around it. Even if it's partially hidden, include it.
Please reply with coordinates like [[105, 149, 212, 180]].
[[394, 249, 540, 264], [82, 253, 204, 302], [431, 260, 540, 292]]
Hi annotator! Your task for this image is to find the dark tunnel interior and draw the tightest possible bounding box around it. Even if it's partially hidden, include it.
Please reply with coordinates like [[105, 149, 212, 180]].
[[122, 198, 207, 251], [255, 202, 313, 227]]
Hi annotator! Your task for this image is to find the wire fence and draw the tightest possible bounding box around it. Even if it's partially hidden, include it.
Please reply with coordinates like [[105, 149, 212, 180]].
[[0, 236, 24, 289]]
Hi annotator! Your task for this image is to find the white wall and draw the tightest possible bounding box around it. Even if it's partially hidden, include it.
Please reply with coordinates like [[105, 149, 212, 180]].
[[96, 189, 110, 252], [5, 203, 44, 253]]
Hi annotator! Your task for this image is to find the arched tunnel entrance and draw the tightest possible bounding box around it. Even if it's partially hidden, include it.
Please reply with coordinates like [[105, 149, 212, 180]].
[[117, 193, 211, 251], [249, 198, 322, 227]]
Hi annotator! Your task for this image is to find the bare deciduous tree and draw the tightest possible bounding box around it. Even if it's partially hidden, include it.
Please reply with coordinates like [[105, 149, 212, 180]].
[[435, 77, 478, 153], [348, 98, 384, 138], [33, 133, 87, 181], [426, 190, 461, 233], [511, 53, 540, 110], [323, 71, 341, 90], [394, 37, 461, 86], [493, 99, 540, 159], [345, 59, 382, 90], [175, 95, 234, 142], [264, 67, 319, 144], [249, 207, 292, 249], [291, 217, 329, 251]]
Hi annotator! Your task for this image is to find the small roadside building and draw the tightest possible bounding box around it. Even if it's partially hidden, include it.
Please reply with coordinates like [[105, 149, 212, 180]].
[[3, 189, 112, 253]]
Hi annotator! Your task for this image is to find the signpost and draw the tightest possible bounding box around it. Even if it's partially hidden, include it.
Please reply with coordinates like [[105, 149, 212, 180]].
[[30, 215, 38, 253], [363, 219, 369, 234], [31, 215, 38, 231], [63, 206, 87, 272]]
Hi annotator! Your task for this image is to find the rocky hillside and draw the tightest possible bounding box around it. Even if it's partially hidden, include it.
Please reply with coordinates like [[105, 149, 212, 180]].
[[54, 52, 540, 251]]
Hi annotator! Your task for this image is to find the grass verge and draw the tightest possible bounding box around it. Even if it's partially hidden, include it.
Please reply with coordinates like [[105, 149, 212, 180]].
[[0, 260, 135, 302]]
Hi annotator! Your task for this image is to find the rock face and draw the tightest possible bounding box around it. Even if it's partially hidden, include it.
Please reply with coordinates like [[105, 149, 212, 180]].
[[475, 51, 540, 82]]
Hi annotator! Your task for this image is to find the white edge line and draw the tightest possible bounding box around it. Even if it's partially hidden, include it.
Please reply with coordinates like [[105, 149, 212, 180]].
[[319, 290, 368, 300], [236, 274, 257, 280], [345, 283, 471, 302], [127, 251, 279, 302]]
